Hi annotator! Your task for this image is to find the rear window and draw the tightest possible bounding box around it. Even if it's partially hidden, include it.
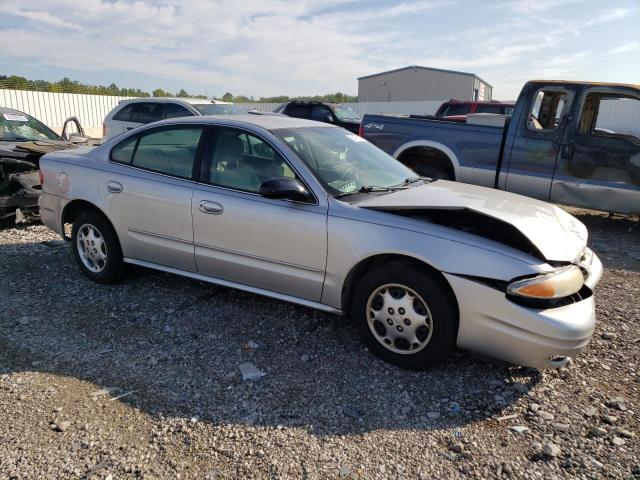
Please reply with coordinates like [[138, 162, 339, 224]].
[[476, 104, 504, 114], [441, 104, 471, 116]]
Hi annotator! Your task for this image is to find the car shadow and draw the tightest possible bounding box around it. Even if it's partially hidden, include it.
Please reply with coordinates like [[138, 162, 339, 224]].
[[1, 236, 542, 437]]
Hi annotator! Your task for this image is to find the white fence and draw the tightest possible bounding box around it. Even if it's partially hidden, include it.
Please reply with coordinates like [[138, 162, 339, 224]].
[[2, 89, 639, 138], [0, 89, 132, 137]]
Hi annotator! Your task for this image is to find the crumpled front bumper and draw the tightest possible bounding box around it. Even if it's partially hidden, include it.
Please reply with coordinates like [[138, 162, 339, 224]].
[[445, 251, 603, 369]]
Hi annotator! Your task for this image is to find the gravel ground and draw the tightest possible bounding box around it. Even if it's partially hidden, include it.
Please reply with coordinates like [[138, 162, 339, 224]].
[[0, 209, 638, 479]]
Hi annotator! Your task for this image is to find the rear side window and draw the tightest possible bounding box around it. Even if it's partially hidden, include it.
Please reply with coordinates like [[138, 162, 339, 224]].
[[111, 135, 137, 164], [111, 126, 203, 178], [132, 103, 164, 123], [164, 103, 193, 119], [112, 104, 135, 121], [286, 104, 311, 118]]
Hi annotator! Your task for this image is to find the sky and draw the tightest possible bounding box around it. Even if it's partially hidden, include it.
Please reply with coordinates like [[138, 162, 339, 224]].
[[0, 0, 638, 100]]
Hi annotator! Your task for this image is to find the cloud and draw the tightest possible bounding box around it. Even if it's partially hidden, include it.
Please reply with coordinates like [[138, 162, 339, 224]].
[[0, 5, 81, 30], [0, 0, 636, 99], [610, 41, 640, 54]]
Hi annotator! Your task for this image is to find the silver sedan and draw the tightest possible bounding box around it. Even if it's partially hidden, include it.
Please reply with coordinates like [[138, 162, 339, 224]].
[[39, 115, 602, 370]]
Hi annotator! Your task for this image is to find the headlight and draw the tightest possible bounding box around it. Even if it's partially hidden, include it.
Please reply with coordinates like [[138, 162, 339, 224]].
[[507, 266, 584, 299]]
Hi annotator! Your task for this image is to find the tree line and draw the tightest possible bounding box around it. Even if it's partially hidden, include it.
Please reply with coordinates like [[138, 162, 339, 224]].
[[0, 75, 356, 103]]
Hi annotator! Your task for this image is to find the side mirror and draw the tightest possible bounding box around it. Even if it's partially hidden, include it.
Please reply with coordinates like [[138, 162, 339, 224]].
[[324, 114, 334, 123], [259, 177, 313, 202]]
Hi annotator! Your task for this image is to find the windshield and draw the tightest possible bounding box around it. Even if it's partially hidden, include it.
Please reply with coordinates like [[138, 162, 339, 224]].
[[331, 105, 360, 122], [0, 111, 60, 142], [274, 127, 416, 197], [193, 104, 245, 115]]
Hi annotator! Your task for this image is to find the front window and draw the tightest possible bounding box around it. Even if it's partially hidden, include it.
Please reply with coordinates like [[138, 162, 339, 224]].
[[192, 104, 244, 115], [204, 127, 296, 193], [0, 111, 60, 142], [331, 105, 360, 121], [273, 127, 416, 197]]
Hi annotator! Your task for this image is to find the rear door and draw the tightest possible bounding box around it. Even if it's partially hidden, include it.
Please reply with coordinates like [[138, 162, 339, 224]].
[[105, 124, 206, 271], [550, 88, 640, 213], [504, 86, 572, 200]]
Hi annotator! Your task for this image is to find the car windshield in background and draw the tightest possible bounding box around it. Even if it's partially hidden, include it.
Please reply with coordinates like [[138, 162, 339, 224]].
[[332, 105, 360, 121], [0, 112, 60, 142], [192, 104, 245, 115], [274, 126, 416, 197]]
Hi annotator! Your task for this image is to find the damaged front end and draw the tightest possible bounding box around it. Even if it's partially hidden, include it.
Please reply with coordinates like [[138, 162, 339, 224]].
[[0, 141, 78, 225], [0, 157, 41, 223], [367, 205, 600, 309]]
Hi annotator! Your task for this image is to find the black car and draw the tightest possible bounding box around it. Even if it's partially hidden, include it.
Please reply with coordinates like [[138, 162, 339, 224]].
[[274, 101, 361, 133], [0, 108, 79, 224]]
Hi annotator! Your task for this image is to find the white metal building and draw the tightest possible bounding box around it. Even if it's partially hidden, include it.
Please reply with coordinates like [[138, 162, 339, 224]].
[[358, 65, 493, 102]]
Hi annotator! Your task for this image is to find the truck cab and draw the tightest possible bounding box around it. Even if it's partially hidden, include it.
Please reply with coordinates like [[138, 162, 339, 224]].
[[500, 81, 639, 213]]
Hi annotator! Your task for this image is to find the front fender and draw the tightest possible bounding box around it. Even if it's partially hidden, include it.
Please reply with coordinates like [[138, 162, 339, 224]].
[[321, 214, 550, 310]]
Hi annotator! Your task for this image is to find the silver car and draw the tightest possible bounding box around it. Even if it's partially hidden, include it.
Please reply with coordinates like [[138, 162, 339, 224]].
[[39, 115, 603, 370]]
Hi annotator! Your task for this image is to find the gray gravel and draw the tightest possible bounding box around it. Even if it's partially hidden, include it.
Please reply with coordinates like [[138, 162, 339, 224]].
[[0, 209, 638, 479]]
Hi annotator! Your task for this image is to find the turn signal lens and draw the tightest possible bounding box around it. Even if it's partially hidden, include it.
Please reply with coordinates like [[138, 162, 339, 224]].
[[507, 266, 584, 299]]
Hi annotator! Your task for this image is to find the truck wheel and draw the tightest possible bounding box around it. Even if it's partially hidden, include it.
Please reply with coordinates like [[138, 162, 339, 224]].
[[413, 164, 452, 180], [351, 263, 458, 370], [71, 210, 125, 284]]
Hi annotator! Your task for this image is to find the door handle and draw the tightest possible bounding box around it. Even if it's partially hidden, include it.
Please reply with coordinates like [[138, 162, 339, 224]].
[[126, 127, 134, 131], [199, 201, 223, 215], [107, 181, 123, 193]]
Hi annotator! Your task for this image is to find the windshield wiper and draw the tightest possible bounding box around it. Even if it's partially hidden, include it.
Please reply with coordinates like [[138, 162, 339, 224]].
[[336, 183, 411, 199]]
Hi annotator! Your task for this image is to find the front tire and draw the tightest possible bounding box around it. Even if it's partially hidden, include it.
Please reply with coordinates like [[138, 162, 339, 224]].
[[351, 263, 458, 370], [71, 210, 125, 284]]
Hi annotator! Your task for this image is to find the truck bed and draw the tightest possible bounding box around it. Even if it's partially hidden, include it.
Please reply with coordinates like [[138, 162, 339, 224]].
[[362, 114, 505, 188]]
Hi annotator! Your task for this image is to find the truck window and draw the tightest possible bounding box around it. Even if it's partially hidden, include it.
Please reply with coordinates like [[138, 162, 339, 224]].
[[441, 104, 471, 116], [527, 90, 567, 131], [578, 93, 640, 141]]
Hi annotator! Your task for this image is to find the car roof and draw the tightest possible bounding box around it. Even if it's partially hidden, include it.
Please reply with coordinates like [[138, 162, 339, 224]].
[[149, 114, 336, 131], [117, 97, 231, 106]]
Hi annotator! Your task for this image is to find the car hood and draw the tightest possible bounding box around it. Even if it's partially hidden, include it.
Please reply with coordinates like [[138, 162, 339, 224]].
[[355, 180, 588, 262]]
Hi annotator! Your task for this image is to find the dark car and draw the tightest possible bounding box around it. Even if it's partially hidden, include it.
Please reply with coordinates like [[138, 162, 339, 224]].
[[0, 107, 79, 224], [275, 101, 361, 133]]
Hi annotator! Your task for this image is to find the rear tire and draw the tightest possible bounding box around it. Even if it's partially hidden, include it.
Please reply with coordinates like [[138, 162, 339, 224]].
[[71, 210, 125, 284], [351, 263, 458, 370]]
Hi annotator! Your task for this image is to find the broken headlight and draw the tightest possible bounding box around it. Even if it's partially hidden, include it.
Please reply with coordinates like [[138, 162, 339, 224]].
[[507, 266, 584, 299]]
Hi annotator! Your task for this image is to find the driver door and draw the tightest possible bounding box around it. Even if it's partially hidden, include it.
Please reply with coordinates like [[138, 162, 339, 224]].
[[192, 126, 328, 301], [505, 87, 572, 200]]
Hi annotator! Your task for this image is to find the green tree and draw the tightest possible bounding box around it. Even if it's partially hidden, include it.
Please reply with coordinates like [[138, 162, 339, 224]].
[[221, 92, 234, 102]]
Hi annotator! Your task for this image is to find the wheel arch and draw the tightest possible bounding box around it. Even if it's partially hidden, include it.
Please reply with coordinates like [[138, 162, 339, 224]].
[[393, 140, 461, 180], [340, 253, 459, 322], [61, 199, 117, 242]]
